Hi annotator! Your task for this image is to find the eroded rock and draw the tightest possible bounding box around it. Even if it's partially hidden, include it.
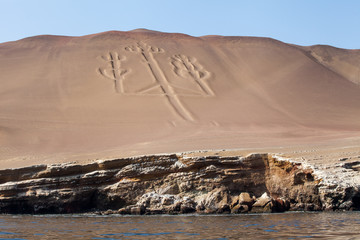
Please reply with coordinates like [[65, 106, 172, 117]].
[[0, 153, 358, 214]]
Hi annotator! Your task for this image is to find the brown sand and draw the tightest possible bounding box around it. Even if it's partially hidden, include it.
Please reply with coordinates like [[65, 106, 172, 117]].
[[0, 29, 360, 169]]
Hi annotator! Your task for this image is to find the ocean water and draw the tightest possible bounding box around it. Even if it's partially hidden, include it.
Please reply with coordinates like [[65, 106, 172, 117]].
[[0, 212, 359, 239]]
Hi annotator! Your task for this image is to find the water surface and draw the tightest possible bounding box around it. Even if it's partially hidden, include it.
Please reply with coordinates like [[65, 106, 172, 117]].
[[0, 212, 359, 239]]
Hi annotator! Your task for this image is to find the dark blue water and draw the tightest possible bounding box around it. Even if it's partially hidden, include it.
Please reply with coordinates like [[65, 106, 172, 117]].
[[0, 212, 359, 239]]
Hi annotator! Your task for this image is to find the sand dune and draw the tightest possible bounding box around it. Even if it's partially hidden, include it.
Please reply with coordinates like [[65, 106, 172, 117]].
[[1, 29, 360, 168]]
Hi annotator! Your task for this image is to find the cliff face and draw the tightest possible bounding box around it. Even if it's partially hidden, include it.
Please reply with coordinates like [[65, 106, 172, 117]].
[[0, 153, 358, 214]]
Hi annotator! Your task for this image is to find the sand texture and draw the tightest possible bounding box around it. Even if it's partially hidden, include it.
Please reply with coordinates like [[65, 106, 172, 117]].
[[0, 29, 360, 169]]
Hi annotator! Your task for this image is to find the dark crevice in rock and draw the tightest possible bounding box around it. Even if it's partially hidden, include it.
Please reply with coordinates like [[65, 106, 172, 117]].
[[344, 161, 360, 171]]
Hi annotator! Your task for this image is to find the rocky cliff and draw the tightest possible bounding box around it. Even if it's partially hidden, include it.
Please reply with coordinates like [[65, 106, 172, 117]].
[[0, 153, 358, 214]]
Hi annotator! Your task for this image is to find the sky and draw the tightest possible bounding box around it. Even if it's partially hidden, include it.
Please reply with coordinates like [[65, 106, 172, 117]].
[[1, 0, 360, 49]]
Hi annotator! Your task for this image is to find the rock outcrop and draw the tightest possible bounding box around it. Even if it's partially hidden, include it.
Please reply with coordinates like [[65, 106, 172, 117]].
[[0, 153, 358, 214]]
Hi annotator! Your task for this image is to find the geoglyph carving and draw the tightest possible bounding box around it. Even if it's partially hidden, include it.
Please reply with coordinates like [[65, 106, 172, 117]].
[[171, 54, 214, 96], [98, 52, 128, 94], [98, 42, 214, 121]]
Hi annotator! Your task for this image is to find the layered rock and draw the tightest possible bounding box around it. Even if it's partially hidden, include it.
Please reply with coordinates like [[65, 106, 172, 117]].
[[0, 153, 358, 214]]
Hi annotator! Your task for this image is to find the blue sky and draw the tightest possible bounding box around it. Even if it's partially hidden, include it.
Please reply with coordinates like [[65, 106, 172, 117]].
[[1, 0, 360, 49]]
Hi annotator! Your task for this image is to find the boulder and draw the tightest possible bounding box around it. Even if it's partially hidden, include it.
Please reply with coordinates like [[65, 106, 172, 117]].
[[231, 204, 249, 213], [130, 206, 145, 215], [239, 192, 254, 206], [180, 202, 196, 214], [199, 188, 231, 212], [271, 198, 290, 212], [251, 192, 273, 213], [252, 192, 271, 207]]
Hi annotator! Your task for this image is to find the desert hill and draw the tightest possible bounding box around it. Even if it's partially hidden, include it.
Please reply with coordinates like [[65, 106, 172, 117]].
[[1, 29, 360, 168]]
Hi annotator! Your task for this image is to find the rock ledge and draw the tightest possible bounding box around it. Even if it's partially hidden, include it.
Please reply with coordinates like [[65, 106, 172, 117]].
[[0, 153, 358, 214]]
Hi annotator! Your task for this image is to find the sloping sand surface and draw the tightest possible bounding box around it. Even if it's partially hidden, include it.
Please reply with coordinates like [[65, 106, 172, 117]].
[[1, 29, 360, 169]]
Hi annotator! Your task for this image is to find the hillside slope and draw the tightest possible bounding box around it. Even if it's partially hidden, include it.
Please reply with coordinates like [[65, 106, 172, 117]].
[[1, 30, 360, 168]]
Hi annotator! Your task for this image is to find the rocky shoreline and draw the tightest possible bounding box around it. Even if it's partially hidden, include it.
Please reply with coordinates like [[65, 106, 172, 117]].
[[0, 153, 359, 214]]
